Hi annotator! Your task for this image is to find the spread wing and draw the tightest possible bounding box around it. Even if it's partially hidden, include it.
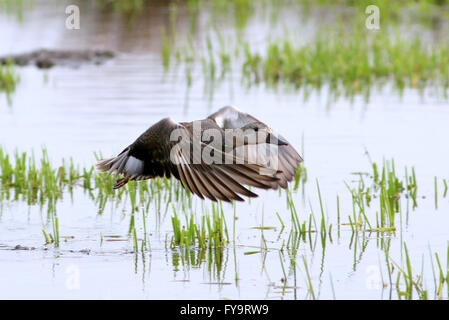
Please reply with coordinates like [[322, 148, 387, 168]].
[[97, 117, 280, 202], [165, 119, 282, 202], [234, 139, 303, 189], [209, 106, 304, 189]]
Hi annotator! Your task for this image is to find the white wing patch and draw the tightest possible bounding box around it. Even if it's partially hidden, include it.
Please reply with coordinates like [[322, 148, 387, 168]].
[[125, 156, 144, 175], [214, 105, 252, 129]]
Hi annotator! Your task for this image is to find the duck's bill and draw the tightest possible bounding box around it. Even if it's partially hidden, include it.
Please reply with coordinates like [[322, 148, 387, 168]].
[[266, 134, 289, 146]]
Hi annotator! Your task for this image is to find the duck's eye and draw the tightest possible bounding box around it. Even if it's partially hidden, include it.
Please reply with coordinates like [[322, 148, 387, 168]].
[[254, 127, 259, 132]]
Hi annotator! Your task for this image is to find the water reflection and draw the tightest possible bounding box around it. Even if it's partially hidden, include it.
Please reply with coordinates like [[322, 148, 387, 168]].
[[170, 246, 229, 283]]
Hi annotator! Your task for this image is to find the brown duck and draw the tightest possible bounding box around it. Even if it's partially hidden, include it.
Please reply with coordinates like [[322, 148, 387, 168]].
[[96, 106, 303, 202]]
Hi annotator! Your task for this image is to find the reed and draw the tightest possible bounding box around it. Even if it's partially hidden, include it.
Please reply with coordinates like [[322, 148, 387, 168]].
[[345, 158, 421, 231], [170, 202, 229, 249], [392, 243, 449, 300], [243, 28, 449, 100], [0, 147, 195, 247], [0, 62, 20, 105], [166, 10, 449, 102]]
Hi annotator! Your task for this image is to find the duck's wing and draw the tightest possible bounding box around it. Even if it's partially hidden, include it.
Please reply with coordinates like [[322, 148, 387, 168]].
[[97, 117, 280, 202], [209, 106, 304, 189], [234, 140, 303, 189], [208, 105, 256, 129]]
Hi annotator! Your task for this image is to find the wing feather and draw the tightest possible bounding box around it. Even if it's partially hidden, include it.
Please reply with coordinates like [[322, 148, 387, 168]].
[[97, 116, 286, 201]]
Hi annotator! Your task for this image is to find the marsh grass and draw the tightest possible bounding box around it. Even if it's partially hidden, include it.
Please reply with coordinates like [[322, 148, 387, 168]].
[[0, 147, 438, 255], [345, 158, 421, 231], [96, 0, 449, 25], [0, 147, 309, 260], [443, 179, 448, 198], [0, 0, 28, 21], [301, 0, 449, 25], [0, 62, 20, 105], [184, 0, 256, 32], [170, 202, 229, 249], [156, 1, 449, 102], [293, 163, 307, 193], [2, 146, 449, 299], [96, 0, 144, 14], [0, 147, 70, 207], [390, 243, 449, 300], [44, 206, 60, 247], [0, 147, 192, 247], [168, 27, 449, 102], [242, 30, 449, 100]]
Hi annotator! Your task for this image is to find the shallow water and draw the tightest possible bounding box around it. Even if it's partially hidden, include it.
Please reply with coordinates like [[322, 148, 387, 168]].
[[0, 1, 449, 300]]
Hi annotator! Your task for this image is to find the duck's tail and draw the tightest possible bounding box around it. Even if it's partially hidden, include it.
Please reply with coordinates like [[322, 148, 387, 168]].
[[96, 149, 146, 189]]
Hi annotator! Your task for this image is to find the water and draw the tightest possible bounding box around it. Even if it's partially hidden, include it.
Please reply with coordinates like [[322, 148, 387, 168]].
[[0, 1, 448, 300]]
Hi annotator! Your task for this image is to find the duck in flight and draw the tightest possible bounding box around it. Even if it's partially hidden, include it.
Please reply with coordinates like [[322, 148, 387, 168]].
[[96, 106, 303, 202]]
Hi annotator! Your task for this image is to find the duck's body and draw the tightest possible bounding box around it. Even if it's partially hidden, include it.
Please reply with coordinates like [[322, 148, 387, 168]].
[[97, 106, 303, 202]]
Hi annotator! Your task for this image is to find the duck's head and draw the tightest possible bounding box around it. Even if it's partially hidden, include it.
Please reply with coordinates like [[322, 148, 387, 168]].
[[236, 122, 288, 146]]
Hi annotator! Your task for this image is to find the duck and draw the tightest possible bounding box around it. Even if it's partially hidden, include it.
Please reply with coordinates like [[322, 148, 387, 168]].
[[96, 105, 303, 202]]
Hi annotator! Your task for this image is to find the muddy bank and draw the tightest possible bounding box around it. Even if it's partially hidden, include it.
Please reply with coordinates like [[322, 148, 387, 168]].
[[0, 49, 115, 69]]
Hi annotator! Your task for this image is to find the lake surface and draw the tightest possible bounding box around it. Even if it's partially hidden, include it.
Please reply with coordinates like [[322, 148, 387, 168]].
[[0, 0, 448, 299]]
